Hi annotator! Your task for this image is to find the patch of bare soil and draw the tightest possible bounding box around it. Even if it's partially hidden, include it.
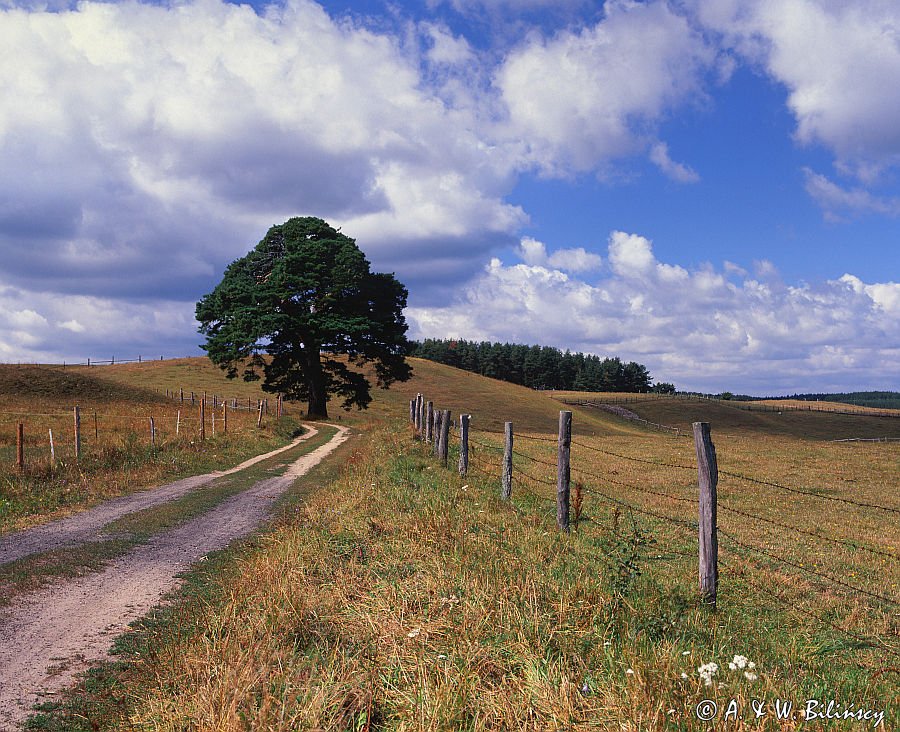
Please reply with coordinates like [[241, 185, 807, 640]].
[[0, 424, 349, 729]]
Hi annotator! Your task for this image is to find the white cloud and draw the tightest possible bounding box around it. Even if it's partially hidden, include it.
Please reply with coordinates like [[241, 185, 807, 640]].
[[0, 0, 524, 305], [408, 230, 900, 393], [696, 0, 900, 182], [804, 169, 900, 219], [496, 0, 715, 175], [649, 142, 700, 183], [423, 23, 474, 65], [518, 236, 603, 272]]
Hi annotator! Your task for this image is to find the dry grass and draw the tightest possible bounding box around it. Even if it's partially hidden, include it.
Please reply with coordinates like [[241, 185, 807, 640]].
[[52, 414, 896, 731], [0, 364, 299, 533]]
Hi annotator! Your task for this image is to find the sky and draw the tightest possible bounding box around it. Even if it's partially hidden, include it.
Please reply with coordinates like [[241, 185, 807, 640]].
[[0, 0, 898, 395]]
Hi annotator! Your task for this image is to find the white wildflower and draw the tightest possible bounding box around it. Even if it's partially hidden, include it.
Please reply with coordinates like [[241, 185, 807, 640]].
[[697, 662, 718, 687], [680, 673, 688, 680], [728, 655, 749, 671], [681, 651, 691, 656], [407, 628, 421, 638], [744, 671, 758, 682], [625, 669, 634, 675]]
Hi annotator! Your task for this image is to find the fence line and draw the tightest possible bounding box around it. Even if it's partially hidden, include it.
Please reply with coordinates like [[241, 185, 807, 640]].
[[407, 391, 899, 650]]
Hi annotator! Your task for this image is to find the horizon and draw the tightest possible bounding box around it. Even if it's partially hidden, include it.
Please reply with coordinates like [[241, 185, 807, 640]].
[[0, 0, 897, 395]]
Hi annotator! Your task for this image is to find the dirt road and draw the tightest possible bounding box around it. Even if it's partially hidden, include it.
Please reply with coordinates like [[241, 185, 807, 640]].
[[0, 424, 349, 730]]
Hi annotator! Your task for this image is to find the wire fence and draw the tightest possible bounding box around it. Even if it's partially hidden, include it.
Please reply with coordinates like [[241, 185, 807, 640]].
[[406, 392, 900, 664]]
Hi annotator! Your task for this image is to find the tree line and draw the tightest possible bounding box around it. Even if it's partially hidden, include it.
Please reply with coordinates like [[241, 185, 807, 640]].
[[409, 339, 670, 393]]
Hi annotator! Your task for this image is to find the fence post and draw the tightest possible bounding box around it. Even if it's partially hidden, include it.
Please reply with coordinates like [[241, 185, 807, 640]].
[[425, 401, 434, 444], [176, 410, 181, 435], [432, 409, 442, 456], [501, 421, 513, 500], [16, 422, 24, 471], [416, 394, 423, 437], [49, 428, 55, 466], [180, 388, 184, 403], [223, 403, 227, 434], [257, 401, 263, 428], [199, 400, 206, 441], [149, 417, 156, 447], [439, 410, 451, 466], [74, 406, 81, 460], [459, 414, 470, 477], [693, 422, 718, 607], [409, 399, 415, 424], [557, 410, 571, 532]]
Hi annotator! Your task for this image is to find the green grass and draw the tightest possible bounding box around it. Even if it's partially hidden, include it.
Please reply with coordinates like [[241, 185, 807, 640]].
[[25, 419, 898, 731]]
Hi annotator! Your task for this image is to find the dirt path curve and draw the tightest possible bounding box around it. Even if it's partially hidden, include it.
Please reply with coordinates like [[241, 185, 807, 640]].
[[0, 423, 349, 730], [0, 425, 320, 566]]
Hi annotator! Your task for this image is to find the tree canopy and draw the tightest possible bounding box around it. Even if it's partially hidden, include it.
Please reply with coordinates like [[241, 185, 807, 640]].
[[409, 338, 657, 392], [196, 217, 411, 418]]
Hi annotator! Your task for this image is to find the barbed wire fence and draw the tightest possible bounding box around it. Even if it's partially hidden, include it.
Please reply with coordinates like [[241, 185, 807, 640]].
[[406, 393, 900, 667], [2, 387, 291, 473]]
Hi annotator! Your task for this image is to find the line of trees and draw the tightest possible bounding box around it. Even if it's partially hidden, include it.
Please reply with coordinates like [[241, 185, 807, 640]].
[[409, 338, 667, 393]]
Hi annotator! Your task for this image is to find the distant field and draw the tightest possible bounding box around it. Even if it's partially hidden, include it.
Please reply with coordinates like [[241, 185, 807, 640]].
[[555, 390, 900, 441], [0, 363, 300, 533]]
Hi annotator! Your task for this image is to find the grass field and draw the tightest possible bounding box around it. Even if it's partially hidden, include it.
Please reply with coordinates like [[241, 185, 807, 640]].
[[0, 363, 303, 533], [19, 356, 899, 730]]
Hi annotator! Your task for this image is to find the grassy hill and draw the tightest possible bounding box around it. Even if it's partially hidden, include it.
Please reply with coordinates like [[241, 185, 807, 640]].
[[12, 355, 899, 730], [555, 391, 900, 441], [0, 364, 167, 405]]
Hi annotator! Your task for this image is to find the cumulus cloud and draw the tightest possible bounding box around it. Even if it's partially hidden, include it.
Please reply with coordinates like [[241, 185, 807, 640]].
[[496, 0, 715, 175], [695, 0, 900, 182], [649, 142, 700, 183], [408, 231, 900, 393], [518, 237, 603, 272], [0, 0, 523, 308]]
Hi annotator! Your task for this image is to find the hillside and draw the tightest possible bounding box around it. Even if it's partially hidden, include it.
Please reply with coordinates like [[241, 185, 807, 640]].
[[555, 391, 900, 441], [0, 364, 167, 405]]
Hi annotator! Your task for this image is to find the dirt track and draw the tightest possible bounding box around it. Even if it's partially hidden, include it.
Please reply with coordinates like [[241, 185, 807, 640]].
[[0, 424, 349, 730]]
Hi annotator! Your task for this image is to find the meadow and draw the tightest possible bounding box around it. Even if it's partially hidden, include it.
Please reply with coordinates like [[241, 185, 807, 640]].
[[0, 362, 301, 533], [11, 357, 900, 730]]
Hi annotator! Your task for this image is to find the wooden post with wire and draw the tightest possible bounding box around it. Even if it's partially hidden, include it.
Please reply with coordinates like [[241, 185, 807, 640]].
[[199, 400, 206, 441], [557, 410, 571, 532], [223, 403, 227, 434], [458, 414, 470, 477], [16, 423, 24, 471], [432, 409, 442, 456], [257, 401, 263, 428], [74, 406, 81, 460], [439, 409, 451, 466], [149, 417, 156, 447], [425, 401, 434, 444], [693, 421, 718, 607], [49, 428, 55, 466], [501, 421, 513, 500]]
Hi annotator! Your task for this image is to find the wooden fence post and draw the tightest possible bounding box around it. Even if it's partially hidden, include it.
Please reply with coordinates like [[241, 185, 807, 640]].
[[432, 409, 442, 456], [459, 414, 470, 477], [223, 404, 227, 434], [257, 401, 263, 428], [425, 401, 434, 444], [415, 394, 423, 437], [176, 410, 181, 435], [16, 422, 24, 471], [439, 410, 451, 466], [199, 400, 206, 441], [501, 421, 513, 500], [93, 411, 98, 440], [149, 417, 156, 447], [409, 399, 415, 424], [74, 406, 81, 460], [557, 410, 572, 532], [693, 422, 718, 606], [180, 388, 184, 403], [49, 428, 55, 466]]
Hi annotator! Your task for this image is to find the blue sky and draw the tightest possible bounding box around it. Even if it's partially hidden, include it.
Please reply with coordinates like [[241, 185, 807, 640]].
[[0, 0, 898, 394]]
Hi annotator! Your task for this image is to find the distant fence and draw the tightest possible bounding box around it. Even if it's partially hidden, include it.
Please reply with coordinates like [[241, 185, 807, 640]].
[[406, 391, 899, 660], [3, 388, 290, 472]]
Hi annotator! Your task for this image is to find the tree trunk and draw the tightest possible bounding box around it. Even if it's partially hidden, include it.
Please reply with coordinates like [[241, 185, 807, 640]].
[[306, 350, 328, 418]]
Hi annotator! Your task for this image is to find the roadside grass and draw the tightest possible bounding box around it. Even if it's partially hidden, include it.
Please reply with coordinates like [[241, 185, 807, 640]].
[[0, 426, 337, 607], [27, 418, 898, 731]]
